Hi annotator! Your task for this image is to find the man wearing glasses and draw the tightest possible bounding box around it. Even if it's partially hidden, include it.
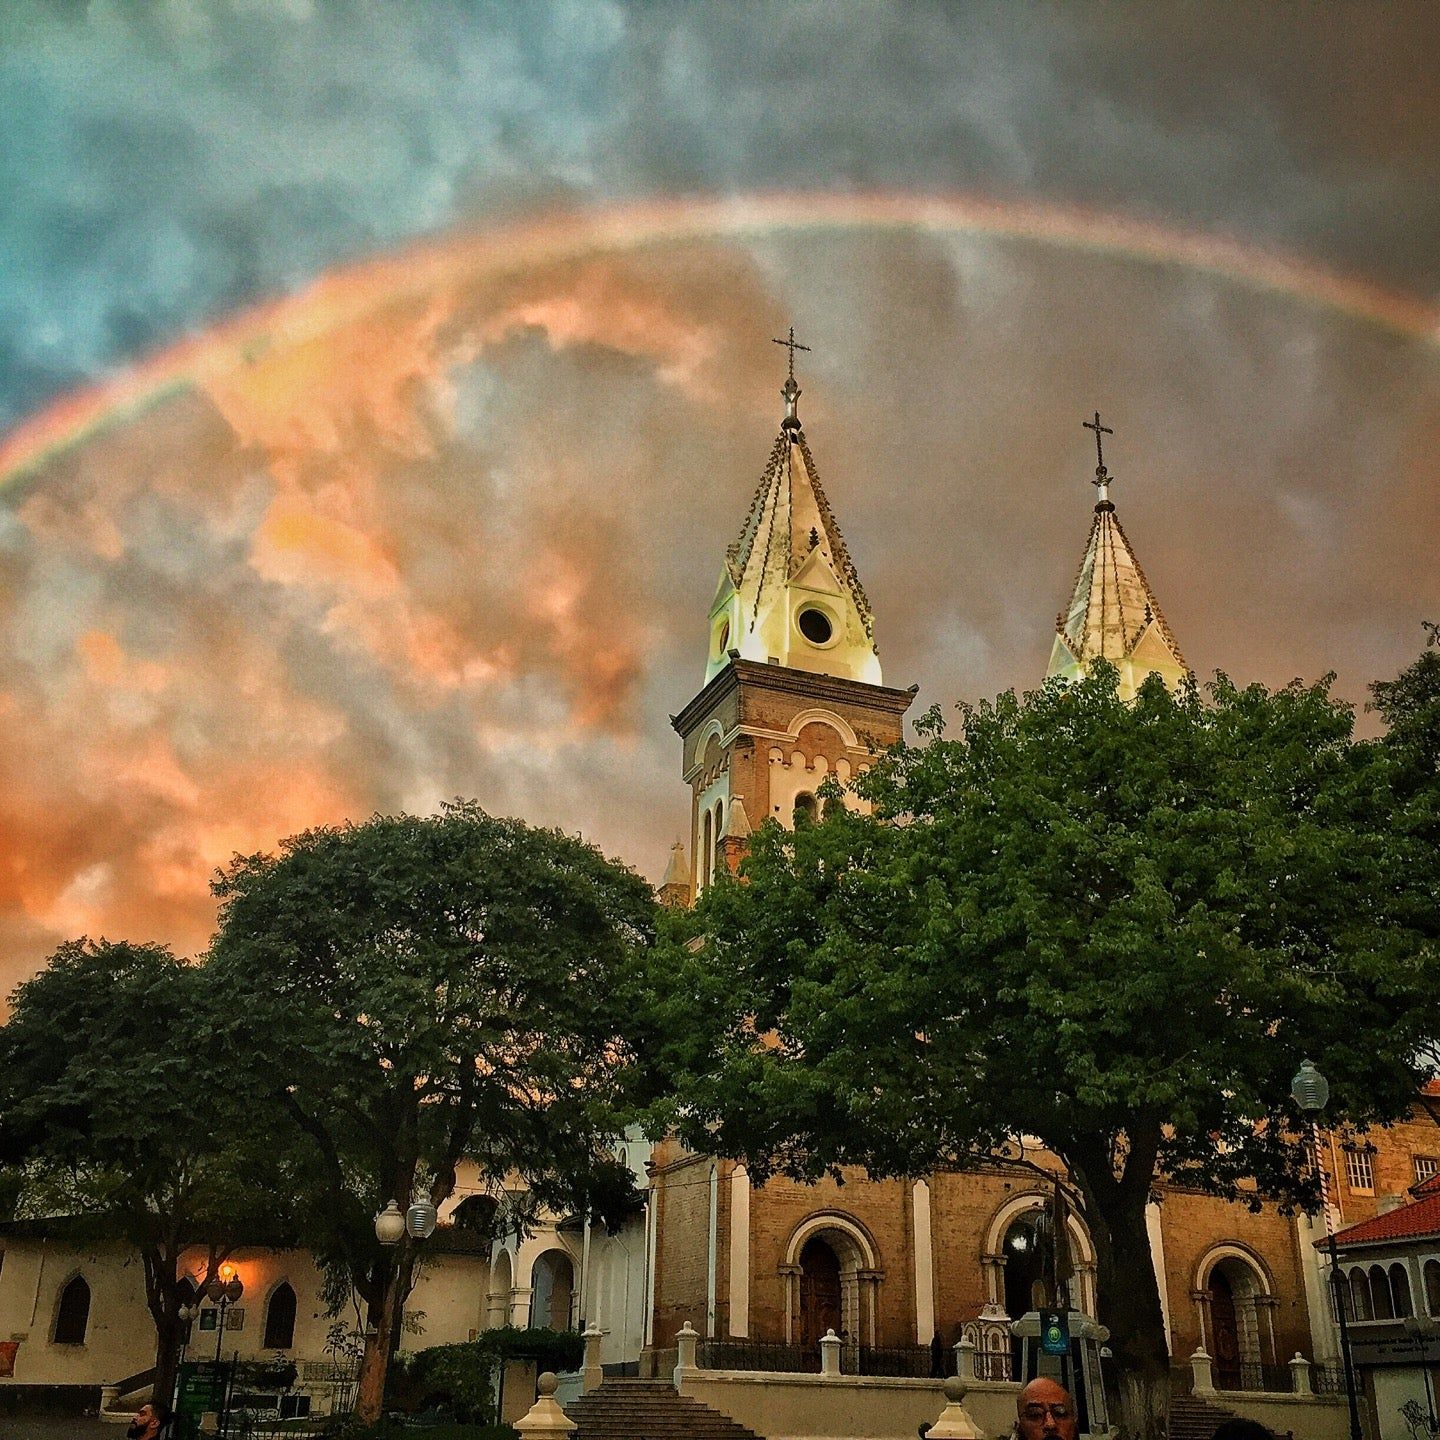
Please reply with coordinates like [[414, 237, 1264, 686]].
[[1016, 1377, 1078, 1440]]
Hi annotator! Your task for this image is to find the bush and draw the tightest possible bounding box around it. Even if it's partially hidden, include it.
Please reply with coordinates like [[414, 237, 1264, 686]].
[[387, 1327, 582, 1422]]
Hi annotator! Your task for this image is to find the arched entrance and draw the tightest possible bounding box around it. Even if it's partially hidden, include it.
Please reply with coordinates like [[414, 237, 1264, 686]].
[[1197, 1250, 1273, 1387], [1003, 1209, 1052, 1374], [782, 1214, 880, 1352], [531, 1250, 576, 1331], [798, 1237, 842, 1351]]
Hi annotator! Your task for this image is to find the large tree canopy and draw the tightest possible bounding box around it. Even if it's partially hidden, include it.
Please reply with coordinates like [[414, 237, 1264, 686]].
[[206, 801, 658, 1422], [0, 939, 289, 1401], [654, 661, 1440, 1440]]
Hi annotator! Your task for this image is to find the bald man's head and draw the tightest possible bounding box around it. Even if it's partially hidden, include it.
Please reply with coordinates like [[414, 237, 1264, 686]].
[[1017, 1377, 1078, 1440]]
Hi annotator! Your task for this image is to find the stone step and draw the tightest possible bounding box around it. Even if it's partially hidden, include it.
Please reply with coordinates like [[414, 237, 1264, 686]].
[[1170, 1394, 1278, 1440], [568, 1378, 765, 1440]]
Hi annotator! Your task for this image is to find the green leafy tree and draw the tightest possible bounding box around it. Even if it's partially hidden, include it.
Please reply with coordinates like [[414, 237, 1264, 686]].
[[205, 802, 657, 1424], [654, 664, 1440, 1440], [0, 939, 292, 1402]]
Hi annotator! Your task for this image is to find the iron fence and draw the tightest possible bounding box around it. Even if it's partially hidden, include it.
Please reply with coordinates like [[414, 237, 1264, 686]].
[[698, 1338, 819, 1373], [1214, 1362, 1294, 1393], [1311, 1363, 1347, 1396], [974, 1351, 1014, 1383], [843, 1344, 934, 1378]]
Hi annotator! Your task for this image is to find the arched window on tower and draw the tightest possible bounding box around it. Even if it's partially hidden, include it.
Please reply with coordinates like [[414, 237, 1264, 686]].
[[1424, 1259, 1440, 1317], [1369, 1264, 1395, 1320], [263, 1281, 297, 1349], [700, 810, 713, 893], [53, 1275, 91, 1345], [711, 801, 724, 880], [1389, 1263, 1413, 1318], [793, 792, 817, 828]]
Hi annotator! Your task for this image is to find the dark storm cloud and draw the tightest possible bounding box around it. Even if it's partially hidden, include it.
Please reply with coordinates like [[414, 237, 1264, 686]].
[[5, 1, 1440, 430]]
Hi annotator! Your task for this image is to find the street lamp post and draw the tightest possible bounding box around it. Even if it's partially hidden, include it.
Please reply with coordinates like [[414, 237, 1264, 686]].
[[1291, 1059, 1364, 1440], [205, 1264, 245, 1366]]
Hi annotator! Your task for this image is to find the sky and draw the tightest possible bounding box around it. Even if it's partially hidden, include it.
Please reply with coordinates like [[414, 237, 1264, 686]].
[[2, 1, 1439, 996]]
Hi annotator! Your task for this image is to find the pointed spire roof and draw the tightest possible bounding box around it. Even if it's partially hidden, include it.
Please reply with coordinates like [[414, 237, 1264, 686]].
[[704, 333, 881, 686], [662, 841, 688, 888], [1047, 414, 1188, 699]]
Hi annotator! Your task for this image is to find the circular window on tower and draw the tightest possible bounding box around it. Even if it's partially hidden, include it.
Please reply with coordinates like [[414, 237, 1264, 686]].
[[712, 616, 731, 659], [796, 606, 835, 646]]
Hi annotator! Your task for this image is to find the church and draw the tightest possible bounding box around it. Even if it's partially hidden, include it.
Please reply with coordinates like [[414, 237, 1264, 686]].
[[2, 346, 1438, 1440], [631, 342, 1440, 1426]]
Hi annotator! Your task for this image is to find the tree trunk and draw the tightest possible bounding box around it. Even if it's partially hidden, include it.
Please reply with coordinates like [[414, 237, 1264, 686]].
[[353, 1249, 414, 1425], [1086, 1188, 1170, 1440], [151, 1313, 183, 1412]]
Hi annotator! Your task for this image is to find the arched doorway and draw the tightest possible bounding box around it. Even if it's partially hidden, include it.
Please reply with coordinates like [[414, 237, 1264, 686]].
[[783, 1214, 879, 1352], [1201, 1253, 1270, 1387], [531, 1250, 575, 1331], [798, 1237, 842, 1352]]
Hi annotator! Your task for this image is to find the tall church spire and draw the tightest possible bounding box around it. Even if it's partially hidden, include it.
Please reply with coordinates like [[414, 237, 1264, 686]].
[[1047, 412, 1189, 699], [703, 332, 881, 686]]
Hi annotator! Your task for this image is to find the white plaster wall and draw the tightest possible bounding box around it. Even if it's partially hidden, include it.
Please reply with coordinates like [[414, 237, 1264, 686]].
[[0, 1237, 490, 1388]]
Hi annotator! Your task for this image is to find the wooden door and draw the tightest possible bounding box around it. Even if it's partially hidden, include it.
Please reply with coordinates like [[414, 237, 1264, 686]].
[[798, 1237, 843, 1360]]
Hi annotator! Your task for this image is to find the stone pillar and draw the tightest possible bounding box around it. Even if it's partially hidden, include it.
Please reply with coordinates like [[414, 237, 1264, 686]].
[[581, 1324, 604, 1393], [510, 1285, 534, 1329], [674, 1321, 699, 1387], [926, 1376, 985, 1440], [912, 1180, 935, 1345], [728, 1165, 751, 1338], [1290, 1352, 1313, 1396], [778, 1264, 800, 1345], [819, 1327, 842, 1379], [955, 1336, 977, 1382], [1191, 1289, 1213, 1356], [981, 1253, 1006, 1308], [1190, 1345, 1216, 1397], [515, 1372, 577, 1439], [100, 1385, 120, 1415], [857, 1269, 882, 1347]]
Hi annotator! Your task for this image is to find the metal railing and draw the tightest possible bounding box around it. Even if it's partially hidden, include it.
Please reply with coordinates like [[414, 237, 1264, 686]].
[[698, 1339, 818, 1373], [1311, 1363, 1347, 1396], [1214, 1362, 1295, 1393], [843, 1344, 934, 1378], [974, 1351, 1015, 1383]]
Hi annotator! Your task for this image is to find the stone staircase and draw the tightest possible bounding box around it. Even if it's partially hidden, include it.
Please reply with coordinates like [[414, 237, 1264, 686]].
[[567, 1378, 765, 1440], [1170, 1393, 1278, 1440]]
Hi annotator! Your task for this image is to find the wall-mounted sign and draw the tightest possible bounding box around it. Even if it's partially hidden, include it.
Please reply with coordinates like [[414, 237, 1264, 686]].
[[1039, 1309, 1070, 1357], [1349, 1333, 1440, 1367]]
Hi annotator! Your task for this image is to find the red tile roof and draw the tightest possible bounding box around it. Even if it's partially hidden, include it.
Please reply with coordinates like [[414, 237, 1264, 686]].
[[1325, 1192, 1440, 1248]]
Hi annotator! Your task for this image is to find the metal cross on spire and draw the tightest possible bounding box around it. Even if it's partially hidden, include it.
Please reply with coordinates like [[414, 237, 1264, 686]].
[[1083, 410, 1113, 477], [772, 326, 811, 382]]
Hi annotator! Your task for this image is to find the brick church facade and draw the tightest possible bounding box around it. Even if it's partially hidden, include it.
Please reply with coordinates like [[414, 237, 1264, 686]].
[[641, 351, 1440, 1385]]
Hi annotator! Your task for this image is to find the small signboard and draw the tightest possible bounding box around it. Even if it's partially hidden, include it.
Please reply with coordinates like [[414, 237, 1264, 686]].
[[1350, 1333, 1440, 1367], [1039, 1308, 1071, 1357], [0, 1341, 18, 1378], [174, 1361, 230, 1440]]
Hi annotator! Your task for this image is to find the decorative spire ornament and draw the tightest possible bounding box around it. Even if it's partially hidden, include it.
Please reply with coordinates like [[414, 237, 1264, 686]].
[[1082, 410, 1115, 504], [772, 326, 811, 428]]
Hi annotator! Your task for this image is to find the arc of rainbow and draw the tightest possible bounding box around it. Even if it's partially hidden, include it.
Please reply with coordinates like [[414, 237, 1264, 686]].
[[5, 189, 1439, 490]]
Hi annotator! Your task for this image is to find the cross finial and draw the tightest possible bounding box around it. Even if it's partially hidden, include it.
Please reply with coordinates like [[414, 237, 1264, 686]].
[[772, 326, 811, 383], [1082, 411, 1115, 500]]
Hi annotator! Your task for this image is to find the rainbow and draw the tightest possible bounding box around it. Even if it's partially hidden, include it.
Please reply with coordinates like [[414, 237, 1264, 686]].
[[5, 189, 1439, 489]]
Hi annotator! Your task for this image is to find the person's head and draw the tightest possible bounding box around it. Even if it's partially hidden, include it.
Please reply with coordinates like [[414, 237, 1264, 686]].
[[1211, 1421, 1271, 1440], [1016, 1377, 1078, 1440], [127, 1400, 171, 1440]]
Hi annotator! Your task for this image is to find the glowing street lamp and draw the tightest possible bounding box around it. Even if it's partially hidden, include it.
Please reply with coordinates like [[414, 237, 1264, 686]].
[[204, 1263, 244, 1365]]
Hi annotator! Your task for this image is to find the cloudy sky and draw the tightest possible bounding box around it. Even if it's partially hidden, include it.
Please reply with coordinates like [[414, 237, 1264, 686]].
[[2, 1, 1438, 995]]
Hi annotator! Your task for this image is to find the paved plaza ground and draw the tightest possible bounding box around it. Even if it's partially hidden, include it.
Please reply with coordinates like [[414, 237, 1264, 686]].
[[0, 1419, 114, 1440]]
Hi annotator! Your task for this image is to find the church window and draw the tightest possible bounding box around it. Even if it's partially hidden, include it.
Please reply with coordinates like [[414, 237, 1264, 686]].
[[797, 607, 833, 645], [711, 801, 724, 880], [53, 1275, 91, 1345], [263, 1281, 297, 1349], [701, 810, 713, 892], [1415, 1156, 1439, 1185], [793, 792, 818, 827], [713, 616, 731, 659], [1345, 1148, 1374, 1193]]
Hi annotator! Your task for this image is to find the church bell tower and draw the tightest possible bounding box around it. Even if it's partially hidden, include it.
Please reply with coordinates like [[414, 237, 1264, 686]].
[[671, 333, 916, 900]]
